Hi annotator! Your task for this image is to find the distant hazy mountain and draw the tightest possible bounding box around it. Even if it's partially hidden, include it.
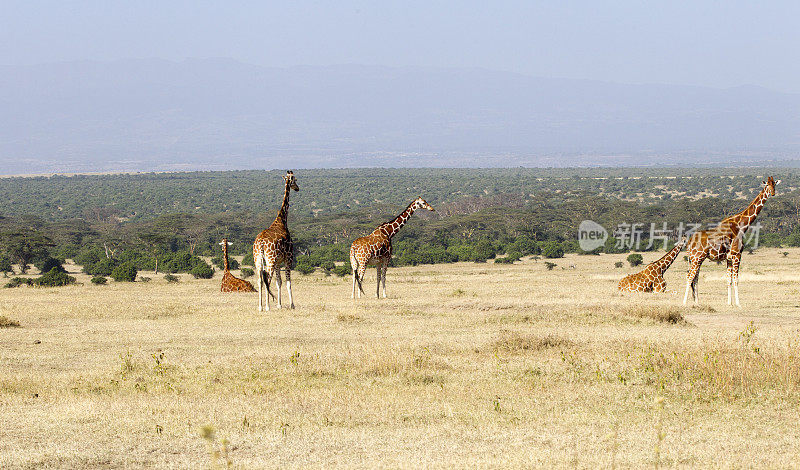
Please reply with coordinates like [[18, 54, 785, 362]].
[[1, 59, 799, 174]]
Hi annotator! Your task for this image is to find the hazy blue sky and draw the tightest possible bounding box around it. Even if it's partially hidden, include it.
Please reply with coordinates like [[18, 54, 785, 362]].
[[3, 1, 799, 93]]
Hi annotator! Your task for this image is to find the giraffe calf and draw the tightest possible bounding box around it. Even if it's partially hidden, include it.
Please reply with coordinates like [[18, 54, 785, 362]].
[[618, 237, 687, 293]]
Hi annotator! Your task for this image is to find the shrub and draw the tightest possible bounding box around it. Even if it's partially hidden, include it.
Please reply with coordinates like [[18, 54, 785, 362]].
[[494, 257, 515, 264], [240, 267, 254, 278], [295, 263, 315, 275], [164, 273, 180, 283], [0, 255, 12, 276], [4, 277, 32, 288], [91, 276, 108, 285], [320, 260, 336, 272], [32, 268, 76, 287], [241, 252, 254, 266], [627, 253, 644, 267], [544, 262, 557, 270], [139, 277, 151, 283], [34, 256, 66, 274], [614, 261, 624, 268], [333, 264, 352, 277], [111, 263, 138, 282], [86, 257, 119, 276], [541, 241, 564, 259], [190, 261, 214, 279]]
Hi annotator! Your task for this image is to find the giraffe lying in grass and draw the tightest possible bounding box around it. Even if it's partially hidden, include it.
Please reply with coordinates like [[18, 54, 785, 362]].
[[219, 238, 255, 293], [618, 237, 687, 293]]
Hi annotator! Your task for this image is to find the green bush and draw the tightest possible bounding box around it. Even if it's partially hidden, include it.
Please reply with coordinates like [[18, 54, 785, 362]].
[[614, 261, 624, 268], [86, 257, 119, 276], [332, 264, 352, 277], [241, 252, 254, 266], [0, 255, 12, 276], [111, 263, 138, 282], [91, 276, 108, 285], [295, 263, 315, 275], [34, 256, 66, 274], [544, 262, 557, 270], [627, 253, 644, 267], [32, 268, 76, 287], [494, 256, 515, 264], [139, 276, 151, 283], [541, 241, 564, 259], [5, 277, 32, 288], [240, 267, 254, 278], [190, 261, 214, 279], [164, 274, 180, 283], [320, 260, 336, 272]]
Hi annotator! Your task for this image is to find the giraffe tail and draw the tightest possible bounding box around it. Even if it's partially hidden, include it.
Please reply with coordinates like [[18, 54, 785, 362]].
[[257, 256, 276, 301], [351, 254, 365, 295]]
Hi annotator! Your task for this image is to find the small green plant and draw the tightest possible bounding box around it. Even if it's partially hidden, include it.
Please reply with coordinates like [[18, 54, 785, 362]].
[[782, 251, 789, 257], [544, 262, 557, 270], [152, 350, 167, 375], [119, 350, 135, 378], [614, 261, 624, 268], [139, 276, 151, 283], [493, 396, 502, 413], [0, 315, 21, 328], [290, 350, 300, 365], [91, 276, 107, 285], [627, 253, 643, 267], [111, 263, 138, 282], [164, 273, 180, 283], [240, 268, 254, 278]]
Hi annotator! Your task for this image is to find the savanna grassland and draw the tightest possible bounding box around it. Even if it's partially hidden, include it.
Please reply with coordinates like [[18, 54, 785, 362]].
[[2, 249, 800, 468]]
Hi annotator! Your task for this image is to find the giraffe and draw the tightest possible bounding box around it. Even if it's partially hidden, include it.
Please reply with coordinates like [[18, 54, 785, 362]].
[[618, 237, 687, 293], [350, 197, 435, 299], [219, 238, 255, 293], [253, 171, 299, 311], [684, 176, 780, 307]]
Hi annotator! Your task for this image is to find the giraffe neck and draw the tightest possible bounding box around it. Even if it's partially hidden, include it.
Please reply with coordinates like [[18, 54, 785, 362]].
[[222, 242, 230, 272], [652, 241, 685, 275], [734, 186, 769, 231], [274, 180, 292, 226], [377, 203, 418, 239]]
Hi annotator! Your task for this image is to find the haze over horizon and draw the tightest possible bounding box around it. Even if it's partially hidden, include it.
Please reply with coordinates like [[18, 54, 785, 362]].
[[2, 1, 799, 173]]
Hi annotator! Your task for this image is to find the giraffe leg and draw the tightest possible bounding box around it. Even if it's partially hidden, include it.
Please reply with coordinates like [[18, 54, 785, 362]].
[[684, 258, 702, 305], [376, 265, 382, 298], [726, 258, 733, 306], [732, 255, 741, 307], [380, 260, 388, 298], [285, 267, 294, 309], [274, 267, 282, 309], [357, 265, 367, 299]]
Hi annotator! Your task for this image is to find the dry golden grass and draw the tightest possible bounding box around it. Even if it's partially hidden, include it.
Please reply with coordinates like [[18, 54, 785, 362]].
[[2, 249, 800, 468]]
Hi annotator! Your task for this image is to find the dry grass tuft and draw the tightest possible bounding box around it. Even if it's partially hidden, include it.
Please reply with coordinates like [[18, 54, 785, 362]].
[[623, 306, 687, 324], [691, 305, 717, 313], [336, 313, 364, 323], [0, 315, 21, 328], [489, 330, 573, 353]]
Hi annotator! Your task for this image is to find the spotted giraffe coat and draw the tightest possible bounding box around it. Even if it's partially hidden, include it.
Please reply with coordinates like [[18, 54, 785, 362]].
[[684, 176, 780, 306], [618, 237, 687, 293], [350, 197, 435, 298], [219, 238, 255, 293]]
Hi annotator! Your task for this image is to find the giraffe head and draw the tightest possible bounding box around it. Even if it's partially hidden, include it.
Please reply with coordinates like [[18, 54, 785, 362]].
[[219, 238, 233, 247], [762, 176, 780, 198], [412, 197, 435, 212], [675, 236, 688, 249], [284, 171, 299, 192]]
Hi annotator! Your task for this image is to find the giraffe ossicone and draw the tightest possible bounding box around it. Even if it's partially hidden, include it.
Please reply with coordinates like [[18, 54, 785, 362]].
[[350, 196, 435, 299], [252, 171, 299, 311], [618, 237, 687, 293], [219, 238, 255, 293]]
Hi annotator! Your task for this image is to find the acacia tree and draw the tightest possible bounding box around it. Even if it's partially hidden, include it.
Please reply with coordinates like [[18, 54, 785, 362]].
[[138, 232, 171, 274], [0, 231, 54, 274]]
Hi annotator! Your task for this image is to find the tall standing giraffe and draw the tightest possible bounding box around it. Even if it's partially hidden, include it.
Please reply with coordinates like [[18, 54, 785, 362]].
[[350, 197, 435, 299], [219, 238, 255, 293], [618, 237, 687, 293], [684, 176, 780, 307], [253, 171, 299, 311]]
